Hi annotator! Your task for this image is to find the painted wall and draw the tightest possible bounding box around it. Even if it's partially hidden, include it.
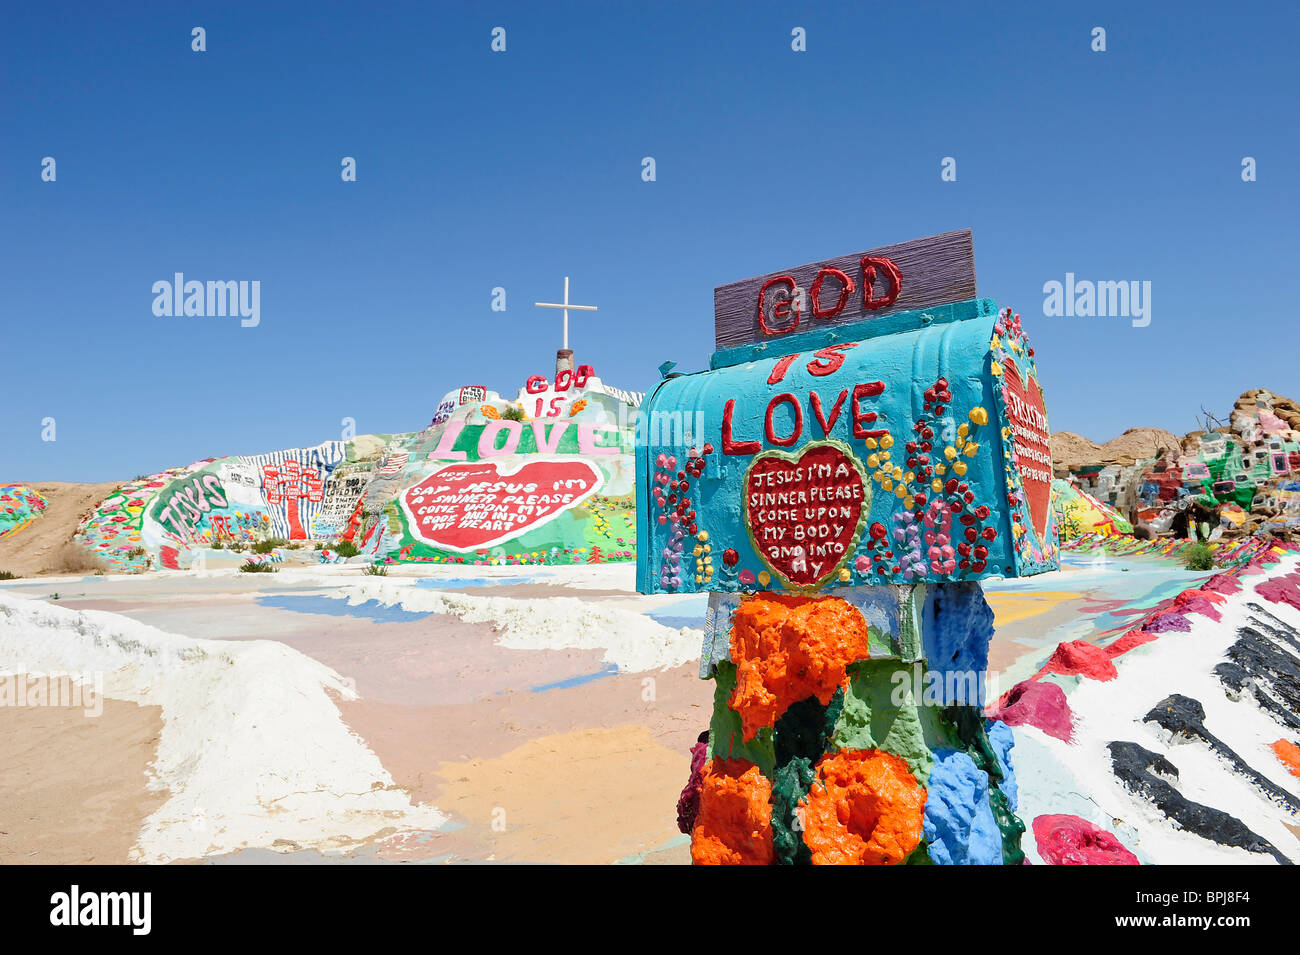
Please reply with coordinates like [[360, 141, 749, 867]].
[[1052, 479, 1133, 540], [70, 372, 641, 571], [0, 485, 47, 540], [1061, 388, 1300, 539], [384, 379, 637, 566]]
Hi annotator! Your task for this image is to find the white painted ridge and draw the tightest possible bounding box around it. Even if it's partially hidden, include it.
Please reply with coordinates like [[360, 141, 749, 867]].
[[0, 592, 447, 863]]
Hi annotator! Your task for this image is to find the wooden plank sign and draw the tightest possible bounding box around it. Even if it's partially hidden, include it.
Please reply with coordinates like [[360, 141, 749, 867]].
[[712, 229, 977, 350]]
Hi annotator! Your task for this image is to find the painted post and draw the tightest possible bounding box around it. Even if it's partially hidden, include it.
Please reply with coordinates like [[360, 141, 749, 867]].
[[637, 230, 1058, 864]]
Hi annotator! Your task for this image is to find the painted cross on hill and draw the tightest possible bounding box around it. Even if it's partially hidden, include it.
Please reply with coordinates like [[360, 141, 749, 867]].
[[534, 276, 598, 351]]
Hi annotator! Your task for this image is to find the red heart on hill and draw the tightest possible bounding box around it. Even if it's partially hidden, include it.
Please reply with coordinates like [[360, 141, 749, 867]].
[[1002, 357, 1052, 541], [744, 442, 869, 589], [401, 459, 603, 551]]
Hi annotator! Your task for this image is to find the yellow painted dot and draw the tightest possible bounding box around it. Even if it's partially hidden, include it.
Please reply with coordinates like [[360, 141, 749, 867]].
[[882, 479, 893, 491], [758, 570, 771, 587], [904, 471, 915, 483], [703, 544, 711, 553], [693, 545, 703, 557], [958, 423, 969, 437], [903, 495, 914, 509], [865, 437, 879, 450], [969, 407, 989, 426], [936, 463, 946, 475], [892, 466, 903, 481], [955, 435, 965, 449], [696, 574, 703, 584], [963, 443, 979, 457], [838, 568, 851, 583], [698, 531, 709, 542], [944, 446, 957, 460], [880, 434, 894, 449], [931, 479, 943, 493], [867, 454, 879, 468], [953, 461, 967, 476], [895, 485, 907, 499]]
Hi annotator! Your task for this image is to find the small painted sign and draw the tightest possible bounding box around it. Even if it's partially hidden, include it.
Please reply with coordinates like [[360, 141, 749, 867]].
[[712, 230, 976, 350]]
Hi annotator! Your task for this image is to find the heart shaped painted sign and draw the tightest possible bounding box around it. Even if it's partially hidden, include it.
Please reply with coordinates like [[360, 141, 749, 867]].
[[1001, 357, 1052, 541], [744, 441, 869, 589], [401, 459, 602, 552]]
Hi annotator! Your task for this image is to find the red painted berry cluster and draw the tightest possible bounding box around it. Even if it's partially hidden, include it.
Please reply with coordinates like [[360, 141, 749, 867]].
[[994, 307, 1033, 357], [905, 375, 950, 500]]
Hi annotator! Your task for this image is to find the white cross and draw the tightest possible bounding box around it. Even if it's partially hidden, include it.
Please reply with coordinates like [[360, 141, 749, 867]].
[[534, 276, 598, 351]]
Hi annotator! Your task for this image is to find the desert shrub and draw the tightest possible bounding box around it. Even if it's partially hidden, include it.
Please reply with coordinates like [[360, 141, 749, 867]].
[[1183, 543, 1216, 571], [211, 540, 225, 549], [252, 537, 287, 554], [239, 560, 278, 574], [53, 543, 107, 575], [332, 540, 360, 558], [362, 562, 388, 576], [0, 571, 18, 580], [502, 404, 527, 422]]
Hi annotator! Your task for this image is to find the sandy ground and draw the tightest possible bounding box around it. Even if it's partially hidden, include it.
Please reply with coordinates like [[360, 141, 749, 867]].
[[0, 686, 165, 864], [0, 481, 120, 576], [0, 553, 1232, 864]]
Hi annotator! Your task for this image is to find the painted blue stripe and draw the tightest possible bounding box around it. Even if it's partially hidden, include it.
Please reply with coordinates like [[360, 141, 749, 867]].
[[529, 664, 620, 692], [256, 594, 431, 622]]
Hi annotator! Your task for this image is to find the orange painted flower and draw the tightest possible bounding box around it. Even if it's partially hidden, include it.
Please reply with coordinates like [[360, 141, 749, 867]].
[[568, 399, 587, 416], [690, 759, 774, 865], [1273, 739, 1300, 778], [480, 404, 501, 419], [728, 593, 869, 740], [800, 749, 926, 865]]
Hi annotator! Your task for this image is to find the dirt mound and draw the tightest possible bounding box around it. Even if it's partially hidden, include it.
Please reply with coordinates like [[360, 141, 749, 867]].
[[1098, 427, 1181, 464], [1052, 427, 1180, 470], [1051, 432, 1102, 470], [0, 482, 120, 577]]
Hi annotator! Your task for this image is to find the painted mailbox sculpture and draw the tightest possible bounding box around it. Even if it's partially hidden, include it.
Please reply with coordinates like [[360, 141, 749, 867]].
[[637, 230, 1058, 864]]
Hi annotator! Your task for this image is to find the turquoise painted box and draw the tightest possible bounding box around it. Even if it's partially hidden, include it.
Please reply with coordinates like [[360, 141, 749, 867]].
[[635, 296, 1059, 595]]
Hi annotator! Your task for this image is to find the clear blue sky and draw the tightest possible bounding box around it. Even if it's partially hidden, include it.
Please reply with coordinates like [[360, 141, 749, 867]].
[[3, 1, 1296, 482]]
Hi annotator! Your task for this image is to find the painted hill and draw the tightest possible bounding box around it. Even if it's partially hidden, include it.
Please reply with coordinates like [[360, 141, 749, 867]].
[[0, 482, 120, 576], [1052, 388, 1300, 543], [1, 367, 644, 575]]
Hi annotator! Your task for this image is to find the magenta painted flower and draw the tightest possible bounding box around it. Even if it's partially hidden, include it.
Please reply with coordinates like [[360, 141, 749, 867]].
[[855, 555, 871, 573], [738, 568, 756, 585]]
